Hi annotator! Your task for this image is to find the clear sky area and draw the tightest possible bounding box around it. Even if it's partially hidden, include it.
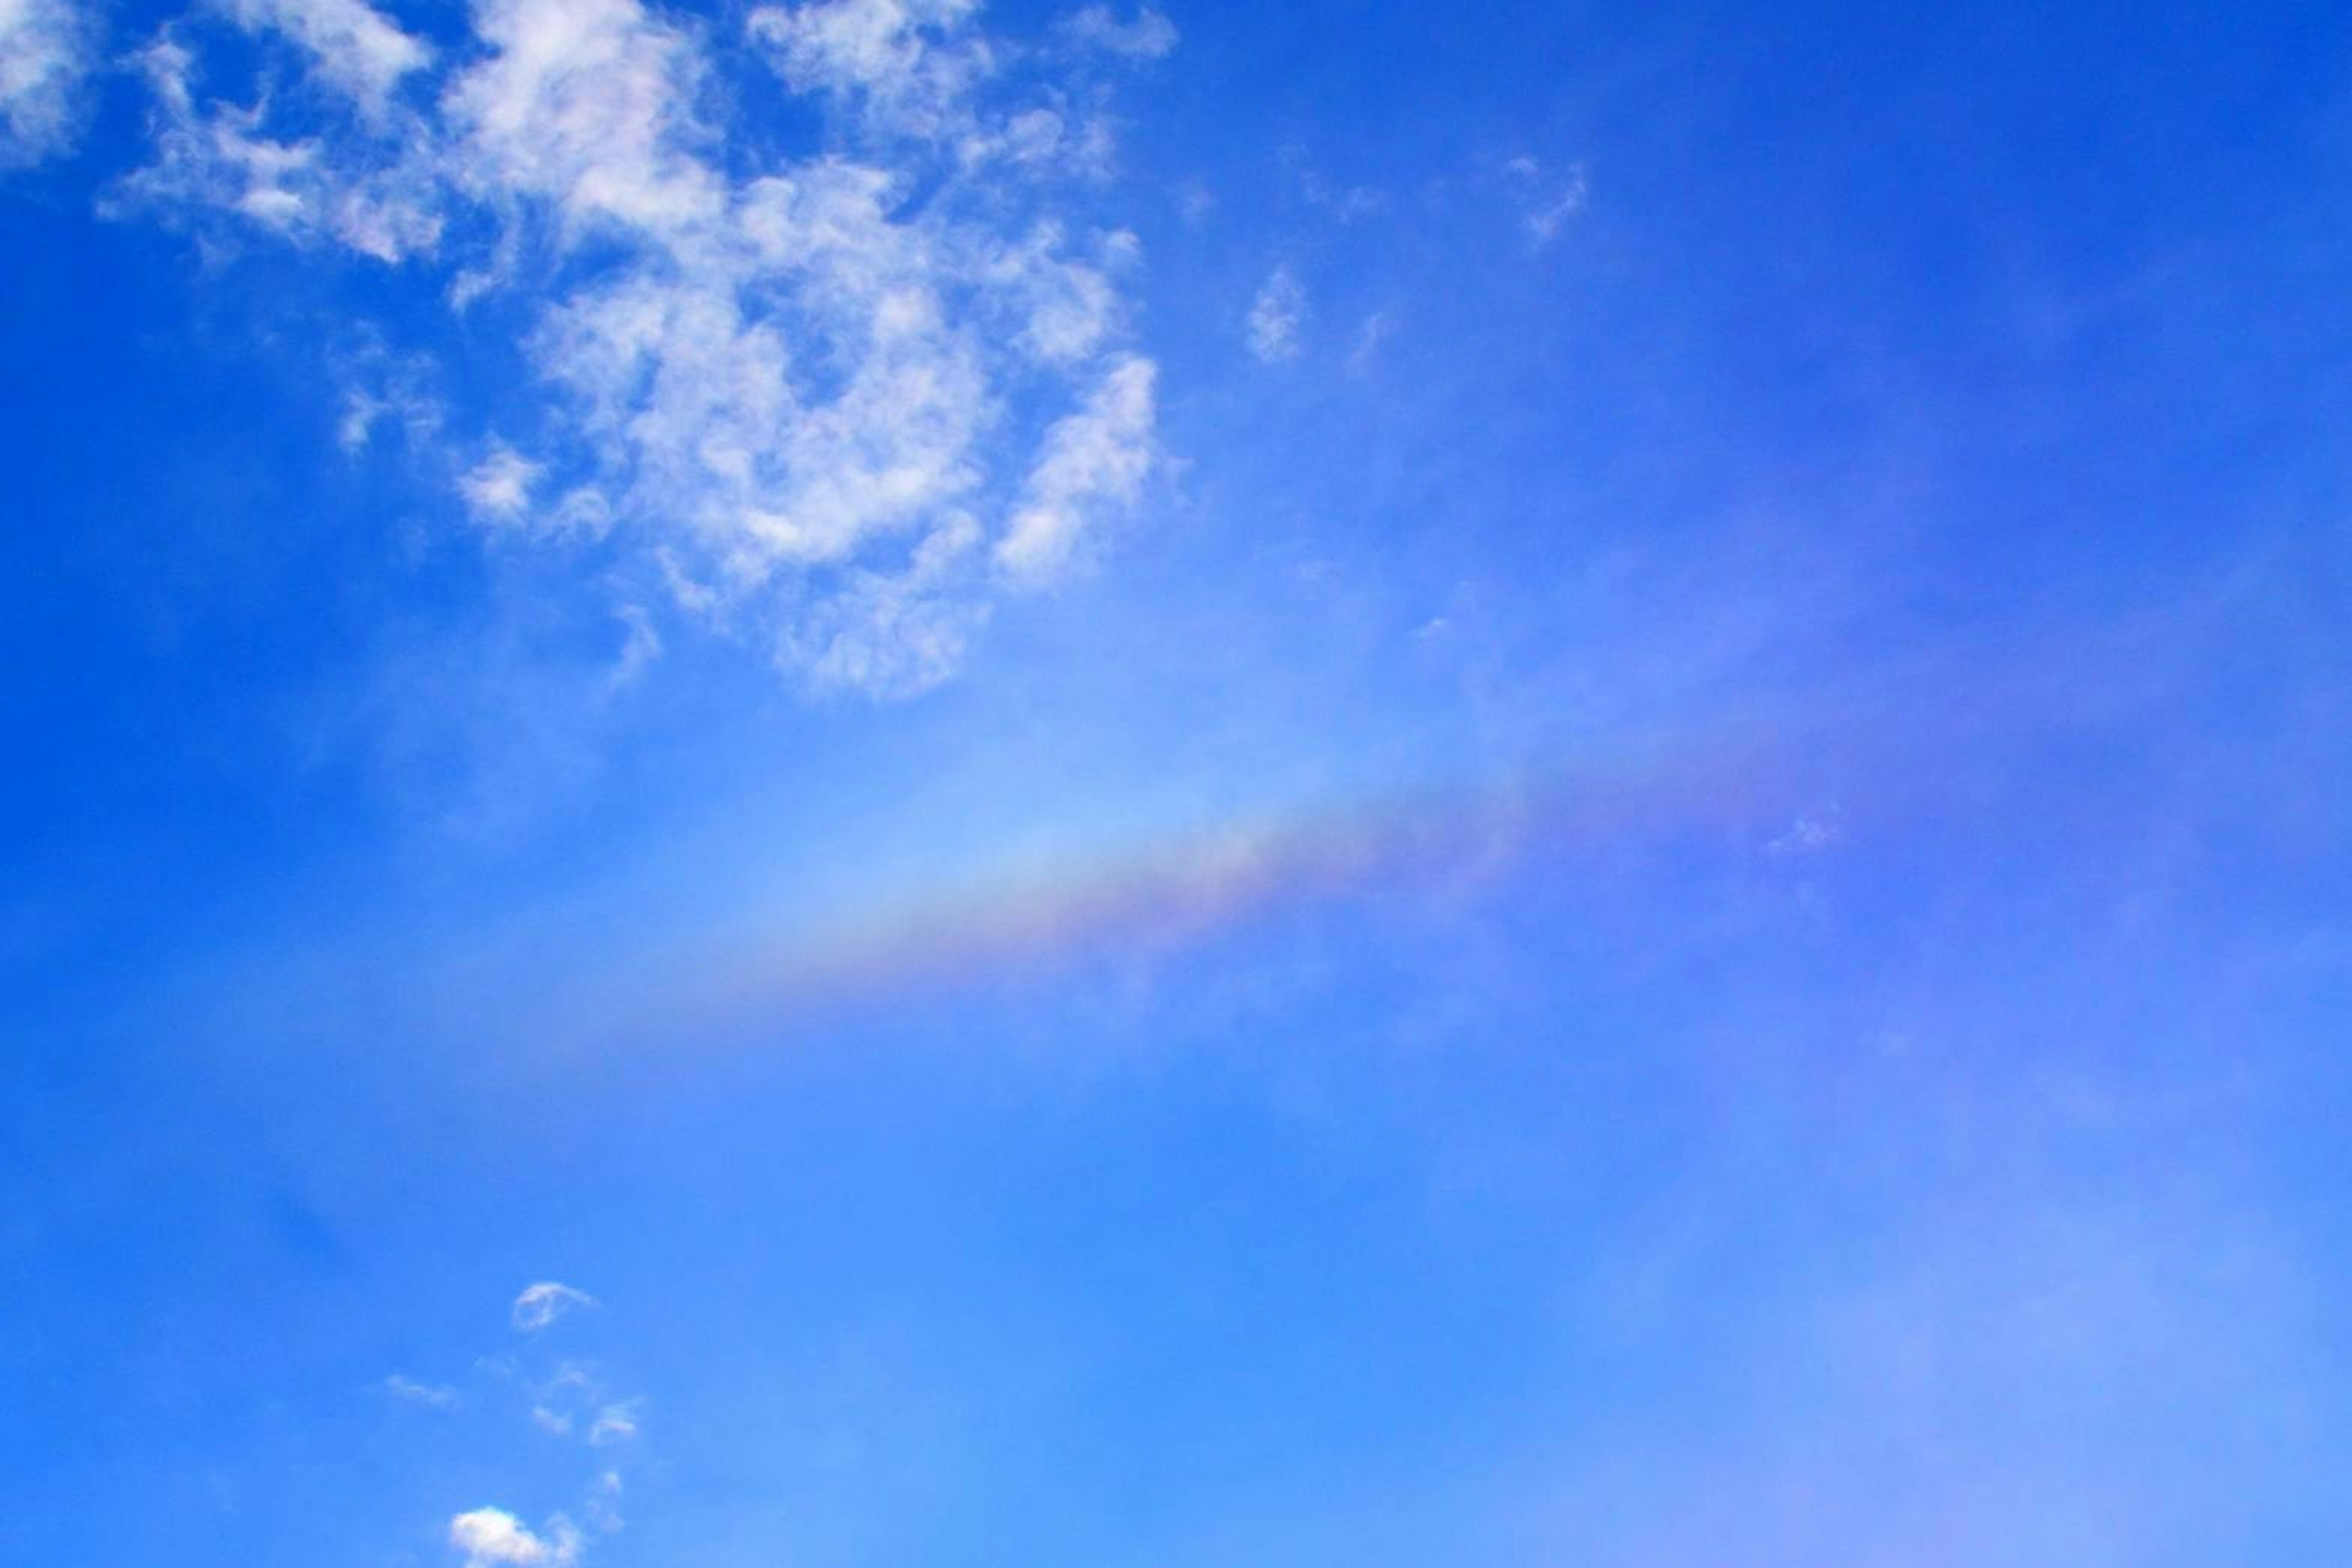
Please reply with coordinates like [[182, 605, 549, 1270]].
[[3, 0, 2349, 1563]]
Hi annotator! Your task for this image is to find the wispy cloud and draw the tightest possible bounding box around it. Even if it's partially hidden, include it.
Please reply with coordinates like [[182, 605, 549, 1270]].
[[459, 447, 543, 524], [224, 0, 431, 113], [587, 1401, 640, 1446], [1503, 154, 1588, 245], [108, 0, 1172, 696], [1247, 263, 1306, 363], [1057, 4, 1178, 59], [996, 354, 1158, 580], [0, 0, 93, 168], [511, 1281, 598, 1332], [384, 1373, 462, 1409], [1349, 308, 1392, 373]]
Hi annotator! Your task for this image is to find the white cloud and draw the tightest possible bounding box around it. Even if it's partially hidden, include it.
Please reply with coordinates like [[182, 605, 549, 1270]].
[[459, 446, 543, 522], [115, 0, 1170, 696], [335, 337, 444, 451], [1768, 807, 1844, 857], [385, 1374, 462, 1409], [1504, 154, 1588, 245], [587, 1401, 639, 1445], [451, 1509, 581, 1568], [1246, 264, 1305, 363], [0, 0, 92, 167], [444, 0, 722, 236], [997, 354, 1155, 580], [606, 605, 662, 691], [111, 35, 444, 260], [747, 0, 987, 141], [584, 1471, 624, 1534], [225, 0, 430, 114], [1057, 4, 1177, 59], [511, 1281, 598, 1331]]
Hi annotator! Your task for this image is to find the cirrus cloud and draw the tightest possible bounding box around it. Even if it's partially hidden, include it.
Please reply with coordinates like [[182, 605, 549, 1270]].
[[511, 1281, 599, 1332]]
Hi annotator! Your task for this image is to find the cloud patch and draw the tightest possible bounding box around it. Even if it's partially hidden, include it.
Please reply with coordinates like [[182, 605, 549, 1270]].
[[1058, 4, 1177, 59], [111, 0, 1171, 696], [511, 1281, 599, 1332], [1503, 154, 1588, 245], [0, 0, 93, 167], [385, 1373, 463, 1409], [451, 1508, 581, 1568], [1247, 263, 1306, 363]]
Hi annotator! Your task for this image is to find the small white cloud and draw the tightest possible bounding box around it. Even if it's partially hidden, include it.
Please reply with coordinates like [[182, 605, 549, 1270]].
[[1504, 154, 1588, 246], [511, 1281, 598, 1332], [587, 1402, 639, 1446], [1246, 265, 1306, 363], [334, 338, 442, 452], [606, 605, 661, 692], [585, 1471, 624, 1534], [531, 1404, 574, 1436], [384, 1374, 461, 1409], [1058, 4, 1177, 59], [1768, 807, 1844, 857], [996, 355, 1156, 581], [0, 0, 93, 168], [459, 447, 542, 523], [450, 1508, 581, 1568], [224, 0, 431, 114]]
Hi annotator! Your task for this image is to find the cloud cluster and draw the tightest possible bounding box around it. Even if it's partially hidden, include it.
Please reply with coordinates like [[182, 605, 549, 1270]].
[[111, 0, 1172, 695], [408, 1283, 639, 1567], [0, 0, 93, 167]]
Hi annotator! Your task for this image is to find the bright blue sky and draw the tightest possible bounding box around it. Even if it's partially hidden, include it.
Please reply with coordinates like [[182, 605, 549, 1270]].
[[3, 0, 2350, 1562]]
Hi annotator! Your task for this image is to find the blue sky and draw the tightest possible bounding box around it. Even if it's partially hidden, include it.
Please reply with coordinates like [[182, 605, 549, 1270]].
[[3, 0, 2350, 1562]]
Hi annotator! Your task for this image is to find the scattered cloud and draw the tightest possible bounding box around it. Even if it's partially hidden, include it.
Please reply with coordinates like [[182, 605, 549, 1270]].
[[1349, 309, 1392, 372], [1058, 4, 1177, 59], [459, 447, 543, 523], [511, 1281, 598, 1332], [335, 337, 444, 453], [108, 0, 1172, 696], [1768, 807, 1844, 858], [1247, 264, 1306, 363], [1504, 154, 1588, 245], [394, 1292, 645, 1566], [606, 605, 663, 692], [385, 1374, 462, 1409], [225, 0, 431, 113], [584, 1471, 624, 1534], [0, 0, 93, 168], [996, 354, 1158, 581], [450, 1508, 581, 1568], [587, 1402, 639, 1446]]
